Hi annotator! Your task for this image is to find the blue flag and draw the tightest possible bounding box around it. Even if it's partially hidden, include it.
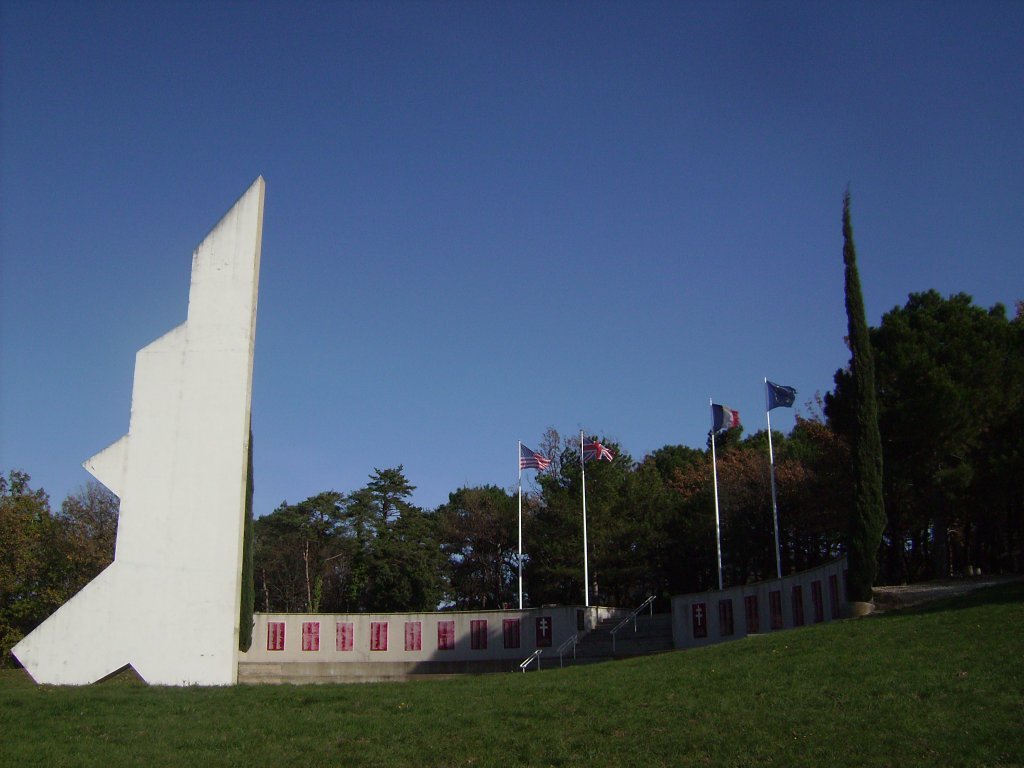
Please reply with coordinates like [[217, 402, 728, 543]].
[[766, 380, 797, 410]]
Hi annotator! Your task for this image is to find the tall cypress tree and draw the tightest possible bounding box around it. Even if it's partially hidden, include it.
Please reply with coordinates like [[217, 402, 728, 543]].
[[841, 192, 886, 602], [238, 426, 255, 651]]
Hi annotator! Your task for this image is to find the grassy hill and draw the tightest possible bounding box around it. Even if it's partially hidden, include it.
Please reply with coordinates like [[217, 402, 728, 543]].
[[2, 580, 1021, 767]]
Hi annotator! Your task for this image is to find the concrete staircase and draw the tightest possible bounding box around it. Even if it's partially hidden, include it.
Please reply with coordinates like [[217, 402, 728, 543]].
[[556, 613, 675, 667]]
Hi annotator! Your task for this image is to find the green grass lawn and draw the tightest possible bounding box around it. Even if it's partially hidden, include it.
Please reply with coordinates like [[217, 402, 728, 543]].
[[2, 580, 1022, 768]]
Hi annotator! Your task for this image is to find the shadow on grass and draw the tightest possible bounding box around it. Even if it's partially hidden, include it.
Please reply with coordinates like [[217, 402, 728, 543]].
[[871, 576, 1024, 620], [2, 663, 156, 689]]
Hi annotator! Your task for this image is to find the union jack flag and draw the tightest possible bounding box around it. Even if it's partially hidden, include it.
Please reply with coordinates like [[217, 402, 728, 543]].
[[582, 439, 614, 462], [520, 443, 551, 471]]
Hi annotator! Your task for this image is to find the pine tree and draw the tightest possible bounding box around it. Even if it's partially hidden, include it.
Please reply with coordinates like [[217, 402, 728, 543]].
[[841, 192, 886, 602], [238, 427, 255, 651]]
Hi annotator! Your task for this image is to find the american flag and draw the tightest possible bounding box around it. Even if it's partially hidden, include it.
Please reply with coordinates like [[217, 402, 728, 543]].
[[520, 443, 551, 471], [582, 439, 614, 462]]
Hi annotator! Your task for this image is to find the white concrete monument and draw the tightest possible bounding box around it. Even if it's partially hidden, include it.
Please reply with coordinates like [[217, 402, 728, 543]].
[[13, 178, 265, 685]]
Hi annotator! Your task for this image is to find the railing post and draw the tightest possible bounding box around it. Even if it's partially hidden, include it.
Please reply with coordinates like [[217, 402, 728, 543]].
[[610, 595, 657, 655], [557, 633, 578, 668], [519, 649, 543, 673]]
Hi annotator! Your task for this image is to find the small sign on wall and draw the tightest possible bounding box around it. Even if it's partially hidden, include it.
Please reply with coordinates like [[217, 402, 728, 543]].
[[437, 620, 455, 650], [692, 603, 707, 639], [503, 619, 521, 649], [792, 585, 805, 626], [744, 595, 759, 634], [370, 621, 388, 651], [471, 619, 488, 650], [829, 575, 841, 619], [812, 581, 824, 623], [267, 622, 285, 651], [336, 622, 353, 652], [769, 590, 783, 630], [301, 622, 320, 652], [405, 621, 422, 652], [718, 599, 734, 637], [535, 616, 552, 647]]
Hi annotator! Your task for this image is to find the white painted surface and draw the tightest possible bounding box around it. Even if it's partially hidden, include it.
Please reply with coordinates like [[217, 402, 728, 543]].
[[13, 178, 265, 686]]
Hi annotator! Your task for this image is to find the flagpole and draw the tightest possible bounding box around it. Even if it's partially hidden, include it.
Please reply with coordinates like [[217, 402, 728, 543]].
[[580, 430, 590, 607], [765, 379, 783, 580], [518, 441, 524, 610], [710, 400, 723, 591]]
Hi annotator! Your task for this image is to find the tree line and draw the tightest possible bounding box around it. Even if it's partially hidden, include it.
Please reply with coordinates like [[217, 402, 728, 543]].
[[249, 291, 1020, 616], [3, 290, 1021, 666], [1, 474, 118, 666]]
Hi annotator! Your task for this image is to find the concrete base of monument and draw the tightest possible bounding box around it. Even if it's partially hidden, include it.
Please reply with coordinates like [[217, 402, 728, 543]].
[[238, 659, 529, 684]]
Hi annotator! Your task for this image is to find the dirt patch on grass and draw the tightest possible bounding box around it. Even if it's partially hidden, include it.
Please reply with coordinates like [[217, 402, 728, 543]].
[[872, 576, 1019, 612]]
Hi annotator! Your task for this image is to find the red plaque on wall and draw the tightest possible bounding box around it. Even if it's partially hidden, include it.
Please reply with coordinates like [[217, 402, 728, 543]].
[[692, 603, 708, 638], [470, 619, 488, 650], [535, 616, 552, 647], [301, 621, 320, 652], [769, 590, 783, 630], [267, 621, 285, 651], [370, 621, 388, 651], [744, 595, 760, 634], [336, 622, 353, 652], [811, 581, 824, 623], [405, 621, 422, 651], [437, 620, 455, 650]]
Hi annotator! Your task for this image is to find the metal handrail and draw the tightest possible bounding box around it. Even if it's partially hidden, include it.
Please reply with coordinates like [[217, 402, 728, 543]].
[[610, 595, 657, 653], [557, 633, 578, 668], [519, 649, 542, 673]]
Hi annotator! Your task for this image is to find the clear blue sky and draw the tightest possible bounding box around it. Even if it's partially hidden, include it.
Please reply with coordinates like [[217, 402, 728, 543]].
[[2, 1, 1022, 516]]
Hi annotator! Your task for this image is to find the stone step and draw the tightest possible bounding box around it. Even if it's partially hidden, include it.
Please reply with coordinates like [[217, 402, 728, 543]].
[[560, 612, 674, 665], [575, 636, 675, 657]]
